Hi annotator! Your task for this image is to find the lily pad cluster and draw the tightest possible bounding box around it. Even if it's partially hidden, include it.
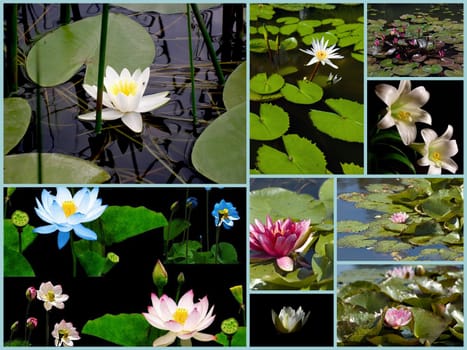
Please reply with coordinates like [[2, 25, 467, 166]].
[[250, 179, 334, 290], [368, 4, 464, 77], [250, 3, 364, 174], [337, 265, 464, 346], [337, 178, 464, 261]]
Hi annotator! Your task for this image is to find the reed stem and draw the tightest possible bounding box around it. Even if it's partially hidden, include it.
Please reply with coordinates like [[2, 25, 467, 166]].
[[186, 5, 198, 125], [95, 4, 110, 134]]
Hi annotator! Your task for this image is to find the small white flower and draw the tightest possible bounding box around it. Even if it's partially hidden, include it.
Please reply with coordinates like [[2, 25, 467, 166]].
[[79, 66, 170, 133], [52, 320, 80, 347], [375, 80, 431, 145], [327, 72, 342, 85], [37, 282, 69, 311], [271, 306, 310, 333], [412, 124, 458, 174], [299, 37, 344, 69]]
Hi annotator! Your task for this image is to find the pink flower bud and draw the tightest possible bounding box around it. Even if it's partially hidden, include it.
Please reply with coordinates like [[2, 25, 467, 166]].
[[26, 287, 37, 301], [26, 317, 38, 330]]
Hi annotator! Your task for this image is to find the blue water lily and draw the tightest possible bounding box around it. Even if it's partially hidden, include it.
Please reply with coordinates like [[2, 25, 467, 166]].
[[33, 187, 107, 249], [211, 199, 240, 229]]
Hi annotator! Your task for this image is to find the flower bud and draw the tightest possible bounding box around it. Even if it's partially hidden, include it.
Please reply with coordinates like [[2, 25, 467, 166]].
[[26, 317, 38, 330], [10, 321, 19, 332], [186, 197, 198, 209], [11, 210, 29, 228], [272, 306, 310, 334], [177, 272, 185, 285], [170, 201, 179, 212], [229, 285, 243, 306], [152, 260, 168, 289], [26, 286, 37, 301]]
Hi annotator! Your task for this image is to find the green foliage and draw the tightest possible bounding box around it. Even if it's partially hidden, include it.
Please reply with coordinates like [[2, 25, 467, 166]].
[[250, 73, 285, 95], [4, 97, 31, 154], [250, 103, 289, 141], [281, 81, 323, 104]]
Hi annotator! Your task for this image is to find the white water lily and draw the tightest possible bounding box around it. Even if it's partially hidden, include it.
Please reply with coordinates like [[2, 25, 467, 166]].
[[271, 306, 310, 334], [299, 37, 344, 69], [412, 124, 458, 174], [79, 66, 170, 133], [375, 80, 431, 145]]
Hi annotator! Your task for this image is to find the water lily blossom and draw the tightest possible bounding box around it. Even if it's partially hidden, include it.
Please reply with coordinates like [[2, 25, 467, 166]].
[[37, 282, 69, 311], [385, 266, 415, 279], [79, 66, 170, 133], [384, 307, 412, 329], [375, 80, 431, 145], [33, 187, 107, 249], [212, 200, 240, 230], [271, 306, 310, 334], [250, 215, 313, 272], [299, 37, 344, 69], [143, 289, 216, 346], [390, 212, 409, 224], [412, 125, 458, 174], [52, 320, 80, 347]]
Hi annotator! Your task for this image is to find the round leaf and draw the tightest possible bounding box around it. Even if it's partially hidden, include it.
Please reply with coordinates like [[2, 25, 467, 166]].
[[4, 97, 32, 155], [223, 62, 246, 109], [281, 81, 323, 104], [250, 73, 285, 95], [250, 103, 289, 141]]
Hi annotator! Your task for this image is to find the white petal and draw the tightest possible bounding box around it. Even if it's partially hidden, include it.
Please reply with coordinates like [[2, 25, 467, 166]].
[[420, 128, 438, 144], [192, 332, 216, 342], [83, 84, 98, 100], [375, 83, 399, 106], [121, 112, 143, 133], [377, 113, 396, 129], [405, 85, 430, 106], [395, 122, 417, 145], [135, 92, 170, 113], [152, 332, 177, 347], [427, 165, 442, 175], [441, 158, 458, 173]]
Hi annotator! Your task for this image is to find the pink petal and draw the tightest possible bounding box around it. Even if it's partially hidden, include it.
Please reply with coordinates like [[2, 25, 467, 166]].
[[276, 256, 294, 272]]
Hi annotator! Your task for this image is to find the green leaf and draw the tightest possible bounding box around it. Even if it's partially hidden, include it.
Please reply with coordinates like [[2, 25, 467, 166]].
[[216, 327, 247, 346], [82, 313, 157, 346], [210, 242, 238, 263], [4, 97, 32, 154], [250, 187, 327, 224], [249, 38, 268, 53], [279, 24, 298, 36], [99, 206, 167, 245], [4, 220, 37, 251], [422, 64, 443, 74], [250, 4, 275, 21], [223, 62, 246, 110], [256, 134, 327, 174], [412, 307, 450, 345], [302, 32, 338, 46], [164, 218, 191, 240], [4, 247, 35, 276], [26, 13, 155, 87], [250, 103, 289, 141], [319, 178, 334, 219], [341, 162, 364, 174], [74, 250, 107, 277], [168, 241, 203, 263], [4, 153, 111, 184], [281, 81, 323, 104], [279, 37, 298, 51], [309, 98, 363, 142], [192, 102, 246, 183], [297, 20, 321, 36], [250, 73, 285, 95]]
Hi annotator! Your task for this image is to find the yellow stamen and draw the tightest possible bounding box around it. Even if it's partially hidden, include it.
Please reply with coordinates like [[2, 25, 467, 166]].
[[316, 50, 327, 60], [431, 151, 442, 161], [173, 308, 189, 324], [219, 208, 229, 219], [47, 290, 56, 302], [62, 201, 77, 217], [397, 111, 412, 121], [110, 79, 138, 96]]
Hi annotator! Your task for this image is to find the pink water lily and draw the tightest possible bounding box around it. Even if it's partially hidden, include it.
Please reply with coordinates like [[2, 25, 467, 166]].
[[390, 212, 409, 224], [143, 289, 216, 347], [250, 215, 313, 272], [384, 307, 412, 329], [385, 266, 414, 279]]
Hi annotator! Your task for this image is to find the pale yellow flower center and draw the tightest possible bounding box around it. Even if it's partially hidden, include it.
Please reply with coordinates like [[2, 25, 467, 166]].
[[397, 110, 412, 121], [316, 50, 328, 61], [431, 151, 442, 162], [62, 201, 77, 217], [173, 308, 189, 324], [59, 329, 70, 338], [110, 79, 138, 96], [219, 208, 229, 220], [47, 290, 56, 302]]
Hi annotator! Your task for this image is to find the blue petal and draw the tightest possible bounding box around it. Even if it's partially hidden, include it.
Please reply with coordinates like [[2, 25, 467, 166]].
[[73, 224, 97, 241], [33, 225, 58, 234], [57, 231, 70, 249]]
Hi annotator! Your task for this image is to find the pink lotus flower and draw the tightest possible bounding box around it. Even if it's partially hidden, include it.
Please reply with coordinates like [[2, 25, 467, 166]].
[[143, 289, 216, 347], [385, 266, 414, 279], [250, 215, 313, 272], [37, 282, 69, 311], [384, 307, 412, 329], [51, 320, 80, 346], [390, 212, 409, 224]]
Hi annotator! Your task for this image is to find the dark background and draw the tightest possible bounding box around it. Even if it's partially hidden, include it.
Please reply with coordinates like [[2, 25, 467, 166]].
[[4, 186, 246, 346], [249, 293, 333, 347], [367, 80, 464, 174]]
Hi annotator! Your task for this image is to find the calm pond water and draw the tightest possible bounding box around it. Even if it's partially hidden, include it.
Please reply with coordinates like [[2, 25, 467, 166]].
[[7, 3, 245, 184]]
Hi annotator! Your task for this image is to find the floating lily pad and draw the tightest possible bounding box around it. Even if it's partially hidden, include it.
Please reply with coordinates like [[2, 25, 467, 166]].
[[4, 97, 32, 154], [250, 73, 285, 95], [223, 62, 246, 110], [250, 4, 275, 21], [302, 32, 338, 46], [4, 153, 111, 184], [192, 102, 246, 184], [422, 64, 443, 74], [279, 24, 298, 36], [341, 162, 364, 174], [392, 65, 415, 76], [281, 80, 323, 104], [276, 16, 300, 25], [297, 20, 322, 36], [250, 103, 289, 141], [309, 98, 363, 142], [26, 13, 155, 87], [337, 220, 369, 233], [256, 134, 327, 174]]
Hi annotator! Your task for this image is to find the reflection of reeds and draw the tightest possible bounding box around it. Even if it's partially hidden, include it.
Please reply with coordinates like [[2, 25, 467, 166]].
[[95, 4, 110, 134], [6, 4, 18, 95]]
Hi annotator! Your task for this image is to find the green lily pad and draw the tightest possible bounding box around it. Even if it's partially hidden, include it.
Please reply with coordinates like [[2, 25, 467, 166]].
[[26, 13, 155, 87], [302, 32, 338, 46], [250, 73, 285, 95], [337, 220, 369, 233], [4, 153, 111, 184], [250, 4, 275, 21], [192, 102, 246, 183], [309, 98, 363, 142], [341, 162, 364, 174], [422, 64, 443, 74], [351, 52, 365, 62], [256, 134, 327, 174], [279, 24, 298, 36], [277, 16, 300, 25], [4, 97, 32, 154], [280, 37, 298, 51], [392, 65, 415, 76], [250, 103, 289, 141], [281, 81, 323, 104], [223, 62, 246, 110], [297, 20, 321, 36]]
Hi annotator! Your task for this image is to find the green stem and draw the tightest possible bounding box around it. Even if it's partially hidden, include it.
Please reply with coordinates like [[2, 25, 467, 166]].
[[45, 311, 49, 346], [205, 190, 210, 250], [60, 4, 71, 24], [36, 85, 43, 184], [186, 5, 198, 125], [95, 4, 110, 134], [190, 4, 225, 84], [214, 226, 221, 263], [24, 301, 31, 340], [164, 210, 176, 262], [17, 227, 23, 253], [6, 4, 18, 96]]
